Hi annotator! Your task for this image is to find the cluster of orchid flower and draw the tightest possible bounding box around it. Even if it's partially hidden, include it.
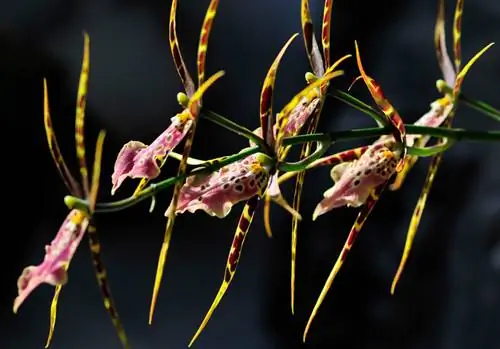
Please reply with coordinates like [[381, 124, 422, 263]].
[[13, 0, 500, 347]]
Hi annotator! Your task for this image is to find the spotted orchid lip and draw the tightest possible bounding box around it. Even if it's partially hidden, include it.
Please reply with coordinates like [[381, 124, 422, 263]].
[[166, 153, 271, 218], [312, 143, 398, 220]]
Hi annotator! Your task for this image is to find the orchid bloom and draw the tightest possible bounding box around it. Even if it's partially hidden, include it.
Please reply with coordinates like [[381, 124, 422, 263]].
[[14, 34, 129, 349], [301, 7, 494, 337], [111, 0, 223, 196], [146, 0, 229, 325], [302, 40, 411, 341], [389, 0, 494, 294], [255, 0, 352, 313], [159, 35, 346, 347]]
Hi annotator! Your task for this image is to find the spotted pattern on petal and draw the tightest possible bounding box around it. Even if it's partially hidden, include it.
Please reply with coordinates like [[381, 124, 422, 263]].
[[313, 144, 397, 219], [174, 153, 271, 218], [111, 114, 193, 194], [281, 97, 320, 140]]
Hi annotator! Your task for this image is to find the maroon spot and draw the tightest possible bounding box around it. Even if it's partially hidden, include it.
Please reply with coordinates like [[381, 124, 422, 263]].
[[198, 51, 206, 69], [260, 86, 272, 116], [200, 30, 209, 46], [224, 269, 232, 282], [78, 95, 86, 108], [455, 15, 462, 33], [322, 24, 330, 46], [415, 206, 421, 216], [169, 20, 175, 38], [228, 232, 245, 272], [303, 22, 313, 55], [239, 215, 251, 232]]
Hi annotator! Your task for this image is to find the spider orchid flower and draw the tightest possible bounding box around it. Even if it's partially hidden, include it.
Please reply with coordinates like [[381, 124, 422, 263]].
[[388, 0, 493, 191], [389, 0, 494, 294], [170, 35, 345, 347], [166, 152, 273, 218], [302, 40, 411, 342], [260, 0, 352, 234], [254, 0, 352, 313], [111, 0, 223, 196], [312, 143, 398, 219], [14, 35, 129, 349]]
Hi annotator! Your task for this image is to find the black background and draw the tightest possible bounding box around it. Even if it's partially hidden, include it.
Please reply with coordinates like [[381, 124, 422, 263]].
[[2, 0, 500, 348]]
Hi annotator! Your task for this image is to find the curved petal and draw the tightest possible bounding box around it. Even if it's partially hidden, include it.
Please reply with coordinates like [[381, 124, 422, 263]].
[[260, 33, 299, 147], [354, 41, 406, 171], [169, 0, 195, 97], [304, 183, 387, 342], [110, 117, 193, 195], [13, 210, 89, 313], [434, 0, 456, 87], [301, 0, 324, 76], [196, 0, 220, 88], [171, 153, 271, 217], [313, 144, 397, 220], [321, 0, 333, 69], [188, 196, 260, 347]]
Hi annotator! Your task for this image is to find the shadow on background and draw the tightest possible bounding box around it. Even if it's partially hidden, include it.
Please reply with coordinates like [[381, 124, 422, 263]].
[[1, 0, 500, 348]]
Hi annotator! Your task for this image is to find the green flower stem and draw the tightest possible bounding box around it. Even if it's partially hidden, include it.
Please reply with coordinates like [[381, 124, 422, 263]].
[[278, 140, 331, 172], [330, 90, 386, 126], [458, 94, 500, 122], [438, 83, 500, 122], [200, 109, 271, 153], [282, 125, 500, 148], [332, 88, 500, 125], [66, 146, 262, 213]]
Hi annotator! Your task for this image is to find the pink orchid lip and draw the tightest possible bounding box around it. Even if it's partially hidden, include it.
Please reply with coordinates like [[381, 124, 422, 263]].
[[312, 145, 398, 221], [169, 153, 272, 218], [111, 116, 193, 195], [13, 209, 89, 313]]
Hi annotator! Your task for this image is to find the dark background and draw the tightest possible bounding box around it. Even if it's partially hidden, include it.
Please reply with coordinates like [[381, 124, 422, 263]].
[[2, 0, 500, 348]]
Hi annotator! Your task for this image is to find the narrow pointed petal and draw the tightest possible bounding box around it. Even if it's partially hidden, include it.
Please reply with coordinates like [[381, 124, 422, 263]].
[[13, 210, 89, 313], [453, 0, 464, 72], [197, 0, 220, 88], [354, 41, 406, 169], [87, 221, 130, 348], [260, 33, 299, 147], [321, 0, 333, 69], [45, 282, 65, 348], [267, 172, 302, 220], [147, 71, 231, 325], [263, 193, 274, 238], [89, 130, 106, 210], [75, 33, 91, 196], [301, 0, 324, 76], [434, 0, 456, 86], [188, 197, 259, 347], [169, 0, 195, 97], [304, 183, 387, 342], [43, 79, 81, 196], [451, 43, 494, 104], [391, 154, 442, 294]]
